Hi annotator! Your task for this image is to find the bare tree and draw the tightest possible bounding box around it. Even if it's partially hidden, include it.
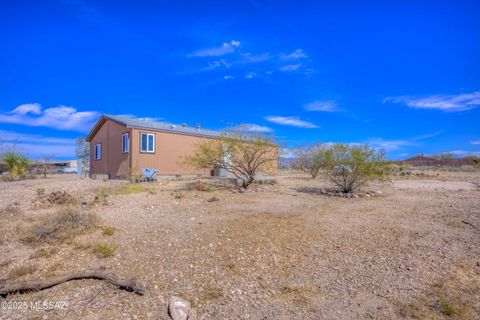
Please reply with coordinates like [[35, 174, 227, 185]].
[[41, 153, 55, 178], [294, 143, 324, 178], [185, 133, 277, 189], [75, 136, 90, 178]]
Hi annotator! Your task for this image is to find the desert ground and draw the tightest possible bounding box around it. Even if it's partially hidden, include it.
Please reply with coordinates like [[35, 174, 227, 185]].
[[0, 170, 479, 319]]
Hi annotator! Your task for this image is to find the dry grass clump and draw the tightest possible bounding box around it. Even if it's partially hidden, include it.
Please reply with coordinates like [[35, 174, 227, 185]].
[[439, 296, 458, 316], [172, 191, 186, 199], [74, 240, 117, 258], [94, 243, 116, 258], [94, 184, 155, 201], [0, 203, 22, 217], [21, 207, 99, 244], [47, 191, 77, 205], [102, 226, 115, 236], [29, 247, 59, 259], [8, 264, 37, 279]]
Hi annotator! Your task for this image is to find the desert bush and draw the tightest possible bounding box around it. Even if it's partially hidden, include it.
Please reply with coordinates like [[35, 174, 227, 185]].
[[21, 207, 99, 244], [95, 243, 116, 257], [36, 187, 47, 201], [2, 152, 30, 178], [185, 133, 277, 189], [317, 143, 389, 193]]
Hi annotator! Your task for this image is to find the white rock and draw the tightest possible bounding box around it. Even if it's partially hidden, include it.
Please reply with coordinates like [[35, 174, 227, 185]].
[[169, 296, 191, 320]]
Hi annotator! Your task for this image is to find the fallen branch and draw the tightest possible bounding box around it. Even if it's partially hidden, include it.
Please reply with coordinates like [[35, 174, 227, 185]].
[[461, 220, 477, 229], [0, 266, 144, 297]]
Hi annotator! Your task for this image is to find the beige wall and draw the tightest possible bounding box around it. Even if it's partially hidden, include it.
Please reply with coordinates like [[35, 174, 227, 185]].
[[130, 128, 211, 175], [90, 120, 131, 178]]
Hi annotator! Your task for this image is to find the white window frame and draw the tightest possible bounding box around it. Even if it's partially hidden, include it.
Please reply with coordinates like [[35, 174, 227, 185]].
[[122, 133, 129, 153], [140, 133, 155, 153], [94, 143, 101, 160]]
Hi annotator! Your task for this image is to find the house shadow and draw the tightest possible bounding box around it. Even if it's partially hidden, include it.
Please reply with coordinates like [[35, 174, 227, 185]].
[[293, 186, 340, 195]]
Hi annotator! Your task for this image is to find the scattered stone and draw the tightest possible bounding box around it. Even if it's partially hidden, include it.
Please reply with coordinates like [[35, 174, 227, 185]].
[[169, 297, 191, 320], [207, 197, 220, 202]]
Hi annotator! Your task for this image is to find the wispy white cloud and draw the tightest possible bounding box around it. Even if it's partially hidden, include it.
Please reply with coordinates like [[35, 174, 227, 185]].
[[0, 130, 77, 158], [366, 138, 418, 151], [223, 75, 235, 80], [280, 49, 307, 61], [199, 59, 232, 71], [449, 150, 480, 157], [0, 103, 99, 132], [245, 72, 257, 79], [304, 100, 343, 112], [471, 140, 480, 145], [265, 116, 318, 128], [239, 52, 271, 64], [189, 40, 240, 57], [411, 131, 442, 141], [226, 123, 273, 133], [365, 131, 442, 151], [115, 114, 164, 123], [0, 130, 76, 145], [280, 63, 302, 72], [383, 92, 480, 112]]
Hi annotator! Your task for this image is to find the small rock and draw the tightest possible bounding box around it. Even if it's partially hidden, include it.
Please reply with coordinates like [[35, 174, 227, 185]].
[[207, 196, 220, 202], [169, 297, 191, 320]]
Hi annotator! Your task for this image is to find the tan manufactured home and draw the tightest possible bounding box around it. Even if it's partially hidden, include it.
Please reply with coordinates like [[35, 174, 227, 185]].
[[86, 114, 223, 179]]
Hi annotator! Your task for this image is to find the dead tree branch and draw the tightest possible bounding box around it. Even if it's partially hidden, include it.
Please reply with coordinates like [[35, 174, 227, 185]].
[[0, 266, 144, 297]]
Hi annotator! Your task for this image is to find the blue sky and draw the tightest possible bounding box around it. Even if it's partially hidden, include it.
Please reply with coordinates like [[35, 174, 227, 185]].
[[1, 0, 479, 159]]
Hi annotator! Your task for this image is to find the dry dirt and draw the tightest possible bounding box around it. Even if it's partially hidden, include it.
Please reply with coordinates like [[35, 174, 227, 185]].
[[0, 171, 479, 319]]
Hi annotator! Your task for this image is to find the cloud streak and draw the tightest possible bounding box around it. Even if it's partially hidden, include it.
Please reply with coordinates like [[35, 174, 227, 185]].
[[0, 130, 77, 158], [366, 138, 418, 151], [280, 49, 307, 61], [384, 92, 480, 112], [265, 116, 318, 128], [280, 63, 302, 72], [304, 100, 342, 112], [226, 123, 273, 133], [0, 103, 99, 132], [189, 40, 240, 57]]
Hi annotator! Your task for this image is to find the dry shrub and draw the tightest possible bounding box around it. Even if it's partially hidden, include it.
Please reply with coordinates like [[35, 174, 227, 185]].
[[47, 191, 77, 205], [29, 247, 58, 259], [9, 264, 37, 279], [0, 204, 22, 217], [21, 207, 99, 244]]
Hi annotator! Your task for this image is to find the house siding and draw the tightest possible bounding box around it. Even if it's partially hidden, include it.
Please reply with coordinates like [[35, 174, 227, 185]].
[[130, 128, 211, 176], [90, 119, 131, 179]]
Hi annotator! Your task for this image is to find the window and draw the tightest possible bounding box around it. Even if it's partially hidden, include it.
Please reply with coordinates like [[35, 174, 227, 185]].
[[140, 133, 155, 153], [122, 133, 129, 153], [94, 144, 101, 160]]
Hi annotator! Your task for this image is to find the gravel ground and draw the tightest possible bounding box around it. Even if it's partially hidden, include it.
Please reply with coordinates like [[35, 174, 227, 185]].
[[0, 171, 479, 319]]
